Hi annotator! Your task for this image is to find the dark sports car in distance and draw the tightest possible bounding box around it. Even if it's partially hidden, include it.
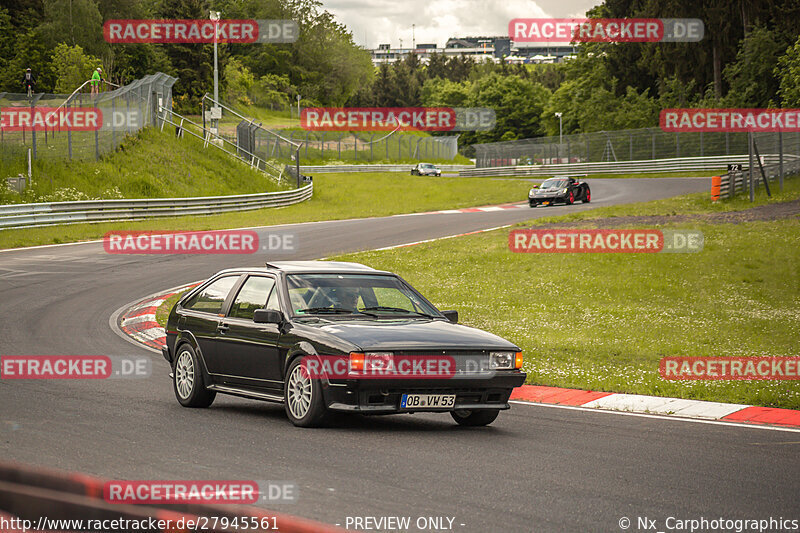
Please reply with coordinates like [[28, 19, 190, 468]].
[[411, 162, 442, 176], [529, 177, 591, 207], [163, 261, 526, 427]]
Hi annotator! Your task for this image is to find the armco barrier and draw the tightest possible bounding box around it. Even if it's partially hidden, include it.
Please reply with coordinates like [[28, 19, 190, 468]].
[[299, 164, 473, 173], [717, 158, 800, 199], [459, 155, 796, 177], [0, 460, 342, 533], [0, 183, 312, 230]]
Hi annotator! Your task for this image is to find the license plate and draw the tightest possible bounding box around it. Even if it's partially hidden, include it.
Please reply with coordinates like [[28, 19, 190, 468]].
[[543, 201, 550, 205], [401, 394, 456, 409]]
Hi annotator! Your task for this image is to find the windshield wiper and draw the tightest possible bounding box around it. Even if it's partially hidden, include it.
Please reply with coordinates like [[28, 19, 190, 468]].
[[359, 306, 436, 318], [296, 307, 353, 314]]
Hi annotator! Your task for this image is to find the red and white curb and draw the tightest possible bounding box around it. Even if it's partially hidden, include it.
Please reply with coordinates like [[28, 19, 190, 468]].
[[398, 202, 527, 217], [117, 284, 197, 351], [511, 385, 800, 430]]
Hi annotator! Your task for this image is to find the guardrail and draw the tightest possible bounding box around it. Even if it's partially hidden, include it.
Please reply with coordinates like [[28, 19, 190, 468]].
[[718, 159, 800, 199], [460, 155, 799, 177], [0, 183, 312, 230], [299, 164, 474, 173]]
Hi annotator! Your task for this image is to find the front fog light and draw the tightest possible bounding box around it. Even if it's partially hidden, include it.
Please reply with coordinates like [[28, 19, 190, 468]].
[[489, 352, 514, 370]]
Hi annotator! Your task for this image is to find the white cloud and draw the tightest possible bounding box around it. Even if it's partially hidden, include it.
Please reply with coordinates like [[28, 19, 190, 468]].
[[322, 0, 603, 48]]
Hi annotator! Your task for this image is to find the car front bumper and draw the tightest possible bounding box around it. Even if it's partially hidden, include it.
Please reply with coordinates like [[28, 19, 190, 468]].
[[529, 194, 566, 204], [322, 372, 526, 413]]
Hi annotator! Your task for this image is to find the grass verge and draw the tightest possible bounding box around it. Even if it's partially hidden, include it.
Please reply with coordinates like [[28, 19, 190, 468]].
[[0, 128, 286, 205], [333, 186, 800, 409], [0, 172, 531, 250]]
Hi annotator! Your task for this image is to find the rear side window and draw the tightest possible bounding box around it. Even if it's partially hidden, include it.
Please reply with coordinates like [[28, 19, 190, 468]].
[[183, 276, 239, 314], [229, 276, 276, 320]]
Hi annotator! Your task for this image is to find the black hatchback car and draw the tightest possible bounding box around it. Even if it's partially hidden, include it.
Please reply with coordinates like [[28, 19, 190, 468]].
[[163, 261, 526, 427]]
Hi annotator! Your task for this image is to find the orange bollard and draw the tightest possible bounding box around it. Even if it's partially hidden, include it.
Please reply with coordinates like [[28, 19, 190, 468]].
[[711, 175, 721, 202]]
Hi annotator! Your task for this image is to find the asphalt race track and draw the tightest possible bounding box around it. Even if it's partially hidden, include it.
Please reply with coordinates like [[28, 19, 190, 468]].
[[3, 177, 799, 532]]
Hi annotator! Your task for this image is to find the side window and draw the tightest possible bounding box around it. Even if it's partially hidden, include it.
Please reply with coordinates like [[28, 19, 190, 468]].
[[182, 276, 239, 314], [229, 276, 276, 320], [265, 286, 281, 311]]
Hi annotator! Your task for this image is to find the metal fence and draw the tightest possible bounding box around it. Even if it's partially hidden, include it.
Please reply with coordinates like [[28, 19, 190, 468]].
[[0, 73, 176, 165], [474, 127, 800, 169], [266, 131, 460, 163], [0, 183, 313, 229]]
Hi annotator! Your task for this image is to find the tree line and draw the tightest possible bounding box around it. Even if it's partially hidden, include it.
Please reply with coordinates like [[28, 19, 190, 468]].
[[0, 0, 373, 112], [348, 0, 800, 149], [1, 0, 798, 149]]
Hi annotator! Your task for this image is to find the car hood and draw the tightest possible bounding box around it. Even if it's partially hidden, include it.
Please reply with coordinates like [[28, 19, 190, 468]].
[[305, 318, 518, 351]]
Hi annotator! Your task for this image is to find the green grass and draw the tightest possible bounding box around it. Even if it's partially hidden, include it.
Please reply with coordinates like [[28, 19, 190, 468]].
[[0, 128, 286, 205], [332, 189, 800, 409], [0, 172, 532, 249], [156, 290, 188, 327]]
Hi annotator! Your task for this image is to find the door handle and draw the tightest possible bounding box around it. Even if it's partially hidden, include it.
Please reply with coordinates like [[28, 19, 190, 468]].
[[217, 324, 230, 334]]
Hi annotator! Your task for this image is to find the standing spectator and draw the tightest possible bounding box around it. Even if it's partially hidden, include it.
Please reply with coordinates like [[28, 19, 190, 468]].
[[21, 68, 36, 97], [91, 67, 103, 96]]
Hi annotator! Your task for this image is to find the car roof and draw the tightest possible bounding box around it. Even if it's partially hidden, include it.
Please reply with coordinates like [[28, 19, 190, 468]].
[[215, 261, 388, 276]]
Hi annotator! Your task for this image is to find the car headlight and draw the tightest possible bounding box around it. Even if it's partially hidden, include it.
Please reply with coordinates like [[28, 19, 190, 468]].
[[560, 188, 568, 194], [529, 189, 537, 197], [489, 351, 515, 370]]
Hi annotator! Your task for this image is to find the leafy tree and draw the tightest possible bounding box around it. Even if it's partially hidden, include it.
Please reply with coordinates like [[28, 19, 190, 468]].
[[776, 36, 800, 107], [158, 0, 217, 112], [224, 57, 255, 106], [724, 26, 784, 107], [39, 0, 107, 58], [51, 43, 102, 93], [251, 73, 291, 109]]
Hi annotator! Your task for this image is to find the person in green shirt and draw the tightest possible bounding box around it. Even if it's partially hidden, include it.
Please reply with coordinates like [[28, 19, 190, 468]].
[[91, 67, 102, 96]]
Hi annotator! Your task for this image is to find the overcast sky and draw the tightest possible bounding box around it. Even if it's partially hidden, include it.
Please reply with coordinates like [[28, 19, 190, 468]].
[[323, 0, 603, 49]]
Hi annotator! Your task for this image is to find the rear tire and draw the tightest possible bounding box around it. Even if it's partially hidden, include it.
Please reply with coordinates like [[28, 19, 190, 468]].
[[451, 409, 500, 426], [284, 357, 329, 427], [582, 188, 591, 203], [173, 345, 215, 408]]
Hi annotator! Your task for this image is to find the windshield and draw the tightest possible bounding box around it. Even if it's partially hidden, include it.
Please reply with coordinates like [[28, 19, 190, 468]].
[[286, 273, 440, 318], [540, 179, 568, 189]]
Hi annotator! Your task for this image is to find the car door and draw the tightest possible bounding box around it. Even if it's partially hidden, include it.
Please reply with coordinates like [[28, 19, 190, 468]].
[[177, 275, 242, 376], [215, 275, 283, 392]]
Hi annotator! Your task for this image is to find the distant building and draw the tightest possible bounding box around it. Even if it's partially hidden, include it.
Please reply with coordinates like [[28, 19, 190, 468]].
[[369, 35, 576, 66]]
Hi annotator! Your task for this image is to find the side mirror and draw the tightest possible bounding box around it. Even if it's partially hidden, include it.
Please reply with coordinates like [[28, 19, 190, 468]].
[[441, 310, 458, 324], [254, 309, 282, 324]]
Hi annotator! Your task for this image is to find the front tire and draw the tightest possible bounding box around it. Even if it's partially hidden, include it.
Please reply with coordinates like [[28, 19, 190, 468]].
[[567, 191, 575, 205], [284, 357, 328, 427], [451, 409, 500, 426], [173, 344, 215, 408]]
